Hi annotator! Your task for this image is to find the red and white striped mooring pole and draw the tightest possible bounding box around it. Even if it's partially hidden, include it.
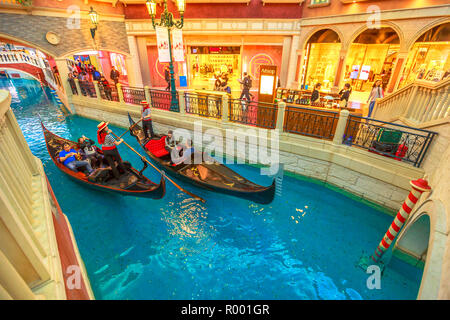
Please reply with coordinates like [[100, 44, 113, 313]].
[[371, 178, 431, 263]]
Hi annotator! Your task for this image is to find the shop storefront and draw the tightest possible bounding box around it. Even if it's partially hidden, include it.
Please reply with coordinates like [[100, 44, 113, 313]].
[[188, 46, 241, 91], [343, 27, 400, 95], [146, 42, 283, 96], [398, 22, 450, 88], [68, 50, 129, 84], [300, 29, 341, 92]]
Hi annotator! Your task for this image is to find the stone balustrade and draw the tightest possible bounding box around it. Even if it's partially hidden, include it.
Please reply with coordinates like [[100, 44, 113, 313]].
[[0, 51, 41, 68], [0, 90, 93, 300], [373, 78, 450, 126]]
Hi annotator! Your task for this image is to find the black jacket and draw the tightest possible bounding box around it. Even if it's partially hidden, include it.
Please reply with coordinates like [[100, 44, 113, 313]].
[[311, 89, 320, 102], [339, 89, 352, 102]]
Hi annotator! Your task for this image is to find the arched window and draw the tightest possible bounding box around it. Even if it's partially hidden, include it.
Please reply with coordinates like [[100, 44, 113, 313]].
[[344, 27, 400, 96], [301, 29, 341, 92], [399, 23, 450, 88]]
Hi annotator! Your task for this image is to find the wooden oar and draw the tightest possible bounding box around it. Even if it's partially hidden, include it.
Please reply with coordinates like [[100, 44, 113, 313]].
[[110, 131, 206, 203], [117, 118, 143, 139]]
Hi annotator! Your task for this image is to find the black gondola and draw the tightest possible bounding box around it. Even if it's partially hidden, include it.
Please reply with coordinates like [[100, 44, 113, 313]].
[[41, 122, 166, 199], [128, 113, 275, 204]]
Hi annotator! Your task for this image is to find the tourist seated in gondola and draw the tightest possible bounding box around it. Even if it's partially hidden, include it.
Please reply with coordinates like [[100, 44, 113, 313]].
[[171, 139, 195, 166], [78, 135, 104, 168], [59, 142, 94, 175], [164, 130, 176, 153]]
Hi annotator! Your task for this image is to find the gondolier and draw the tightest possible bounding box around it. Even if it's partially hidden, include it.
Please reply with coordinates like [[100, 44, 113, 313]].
[[97, 121, 127, 180], [141, 100, 154, 141], [40, 120, 165, 199]]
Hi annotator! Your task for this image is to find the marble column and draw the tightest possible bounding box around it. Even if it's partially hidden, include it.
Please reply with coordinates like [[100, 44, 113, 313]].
[[126, 36, 144, 87]]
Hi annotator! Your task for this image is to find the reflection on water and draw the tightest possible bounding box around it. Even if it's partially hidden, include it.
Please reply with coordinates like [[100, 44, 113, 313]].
[[2, 78, 422, 300]]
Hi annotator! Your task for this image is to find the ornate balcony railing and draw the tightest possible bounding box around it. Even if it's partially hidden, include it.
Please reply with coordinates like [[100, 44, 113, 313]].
[[78, 80, 96, 98], [68, 80, 438, 169], [343, 115, 437, 167], [68, 78, 78, 95], [0, 51, 41, 68], [149, 89, 177, 111], [184, 92, 222, 119], [229, 99, 277, 129], [284, 105, 339, 140], [121, 85, 145, 105], [98, 82, 119, 102], [373, 78, 450, 125]]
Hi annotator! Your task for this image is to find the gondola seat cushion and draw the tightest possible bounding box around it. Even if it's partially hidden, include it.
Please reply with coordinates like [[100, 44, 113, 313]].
[[145, 136, 169, 158]]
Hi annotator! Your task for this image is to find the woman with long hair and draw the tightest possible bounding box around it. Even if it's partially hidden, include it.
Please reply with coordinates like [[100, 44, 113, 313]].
[[367, 79, 384, 118], [339, 83, 352, 108]]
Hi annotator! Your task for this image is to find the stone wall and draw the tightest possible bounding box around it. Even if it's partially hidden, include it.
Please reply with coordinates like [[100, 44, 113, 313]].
[[0, 12, 129, 58]]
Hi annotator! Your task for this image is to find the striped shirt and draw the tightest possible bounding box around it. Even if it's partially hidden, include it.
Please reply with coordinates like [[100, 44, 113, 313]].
[[142, 108, 151, 120], [102, 134, 116, 148]]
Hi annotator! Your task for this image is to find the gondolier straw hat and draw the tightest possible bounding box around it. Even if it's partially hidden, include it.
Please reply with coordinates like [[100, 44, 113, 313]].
[[141, 100, 149, 105], [97, 121, 109, 132]]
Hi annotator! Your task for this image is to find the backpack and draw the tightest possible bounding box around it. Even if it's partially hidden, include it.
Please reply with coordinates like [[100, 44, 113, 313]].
[[93, 71, 101, 80], [244, 76, 252, 89]]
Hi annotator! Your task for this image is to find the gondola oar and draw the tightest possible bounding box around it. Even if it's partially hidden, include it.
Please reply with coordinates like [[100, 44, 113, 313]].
[[110, 131, 206, 203], [117, 118, 143, 139]]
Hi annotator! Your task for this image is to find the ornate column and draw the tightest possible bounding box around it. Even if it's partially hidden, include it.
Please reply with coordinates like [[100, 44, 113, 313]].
[[178, 89, 186, 115], [386, 51, 408, 94], [221, 94, 229, 123], [74, 79, 82, 96], [144, 85, 151, 105], [332, 47, 347, 94], [116, 83, 125, 103], [276, 101, 286, 132], [54, 58, 72, 96], [332, 109, 350, 145], [136, 37, 152, 87], [285, 36, 300, 89], [126, 36, 144, 87], [93, 81, 101, 101]]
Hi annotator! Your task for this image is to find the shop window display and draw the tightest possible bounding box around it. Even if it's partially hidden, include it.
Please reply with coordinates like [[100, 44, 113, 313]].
[[300, 29, 341, 92], [399, 23, 450, 88], [188, 46, 241, 92], [343, 27, 400, 100], [304, 43, 340, 92], [344, 43, 399, 92]]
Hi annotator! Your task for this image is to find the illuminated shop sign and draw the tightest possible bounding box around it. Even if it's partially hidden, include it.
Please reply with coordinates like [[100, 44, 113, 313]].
[[258, 65, 277, 103], [359, 65, 371, 80]]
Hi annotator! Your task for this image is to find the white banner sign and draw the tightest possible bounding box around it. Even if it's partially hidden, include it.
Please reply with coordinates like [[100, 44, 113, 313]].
[[172, 29, 184, 62], [156, 26, 170, 63]]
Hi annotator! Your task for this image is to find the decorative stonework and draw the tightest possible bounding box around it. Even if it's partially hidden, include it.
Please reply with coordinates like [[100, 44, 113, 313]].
[[126, 19, 301, 35], [0, 13, 130, 58]]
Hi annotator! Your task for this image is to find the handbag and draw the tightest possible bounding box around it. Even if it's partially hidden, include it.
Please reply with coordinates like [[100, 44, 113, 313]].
[[339, 99, 347, 108]]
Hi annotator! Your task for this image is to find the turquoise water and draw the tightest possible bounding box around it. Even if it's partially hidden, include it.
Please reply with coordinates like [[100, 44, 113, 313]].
[[3, 78, 423, 300]]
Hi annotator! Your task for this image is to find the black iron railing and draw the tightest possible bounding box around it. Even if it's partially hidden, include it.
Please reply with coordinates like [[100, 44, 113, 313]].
[[343, 115, 438, 167], [184, 93, 222, 119], [229, 99, 277, 129], [68, 78, 78, 95], [284, 105, 339, 140], [121, 86, 146, 105], [78, 80, 96, 98], [98, 82, 119, 102], [149, 89, 178, 111]]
